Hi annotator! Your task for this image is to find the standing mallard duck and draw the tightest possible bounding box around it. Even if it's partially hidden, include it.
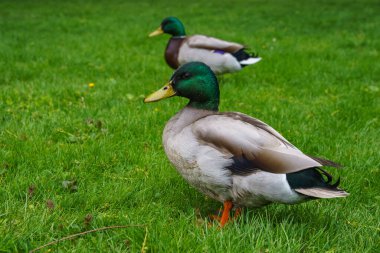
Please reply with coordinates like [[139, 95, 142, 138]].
[[149, 17, 261, 74], [144, 62, 348, 227]]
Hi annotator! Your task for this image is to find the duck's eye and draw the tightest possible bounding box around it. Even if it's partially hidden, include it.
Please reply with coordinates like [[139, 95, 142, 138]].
[[181, 72, 191, 80]]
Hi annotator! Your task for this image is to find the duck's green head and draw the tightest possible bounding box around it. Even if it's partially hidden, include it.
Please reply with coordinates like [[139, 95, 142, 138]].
[[149, 17, 186, 37], [144, 62, 220, 111]]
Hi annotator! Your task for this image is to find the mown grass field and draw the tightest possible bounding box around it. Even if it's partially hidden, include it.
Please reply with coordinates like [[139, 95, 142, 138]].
[[1, 0, 379, 252]]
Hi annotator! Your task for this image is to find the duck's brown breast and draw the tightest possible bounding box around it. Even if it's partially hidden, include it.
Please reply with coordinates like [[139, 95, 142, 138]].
[[165, 37, 185, 69]]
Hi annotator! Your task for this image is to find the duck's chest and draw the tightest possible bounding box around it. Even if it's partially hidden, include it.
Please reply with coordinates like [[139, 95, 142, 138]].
[[163, 123, 200, 178], [162, 107, 210, 171], [161, 109, 233, 201], [163, 131, 231, 202], [165, 37, 185, 69]]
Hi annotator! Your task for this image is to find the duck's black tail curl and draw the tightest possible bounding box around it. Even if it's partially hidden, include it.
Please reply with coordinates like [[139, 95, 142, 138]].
[[286, 167, 349, 199], [232, 49, 261, 67]]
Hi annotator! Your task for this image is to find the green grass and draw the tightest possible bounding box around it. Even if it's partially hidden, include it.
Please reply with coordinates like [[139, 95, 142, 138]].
[[0, 0, 379, 252]]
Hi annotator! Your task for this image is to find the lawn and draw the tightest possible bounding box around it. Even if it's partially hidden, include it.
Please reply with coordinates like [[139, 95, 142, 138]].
[[0, 0, 379, 252]]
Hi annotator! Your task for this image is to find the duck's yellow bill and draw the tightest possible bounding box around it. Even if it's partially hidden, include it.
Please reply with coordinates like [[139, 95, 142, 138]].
[[144, 82, 176, 103], [149, 27, 164, 37]]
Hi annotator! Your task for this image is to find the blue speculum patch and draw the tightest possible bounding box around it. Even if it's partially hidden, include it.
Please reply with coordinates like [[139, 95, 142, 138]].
[[213, 49, 225, 54]]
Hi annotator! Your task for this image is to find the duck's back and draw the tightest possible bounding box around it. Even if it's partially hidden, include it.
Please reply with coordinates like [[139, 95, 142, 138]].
[[177, 35, 242, 74]]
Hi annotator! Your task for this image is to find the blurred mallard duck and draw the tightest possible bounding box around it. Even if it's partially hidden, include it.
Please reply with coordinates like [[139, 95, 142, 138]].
[[144, 62, 348, 227], [149, 17, 261, 74]]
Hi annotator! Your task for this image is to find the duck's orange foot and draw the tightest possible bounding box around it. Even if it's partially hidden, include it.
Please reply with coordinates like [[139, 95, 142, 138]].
[[207, 201, 242, 228], [208, 207, 222, 222], [208, 214, 221, 222]]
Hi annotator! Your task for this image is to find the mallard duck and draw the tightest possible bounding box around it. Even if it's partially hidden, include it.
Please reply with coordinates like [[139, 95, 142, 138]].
[[144, 62, 348, 227], [149, 17, 261, 74]]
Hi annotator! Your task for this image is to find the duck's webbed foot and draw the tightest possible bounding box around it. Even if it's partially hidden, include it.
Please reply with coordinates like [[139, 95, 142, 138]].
[[208, 201, 242, 227]]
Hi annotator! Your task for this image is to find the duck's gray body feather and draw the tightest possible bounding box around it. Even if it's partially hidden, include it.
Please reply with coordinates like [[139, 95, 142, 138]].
[[164, 35, 261, 74], [162, 107, 333, 207]]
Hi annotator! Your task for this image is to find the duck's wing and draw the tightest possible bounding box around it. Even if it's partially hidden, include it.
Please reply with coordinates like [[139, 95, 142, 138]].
[[192, 112, 340, 174], [186, 35, 244, 53]]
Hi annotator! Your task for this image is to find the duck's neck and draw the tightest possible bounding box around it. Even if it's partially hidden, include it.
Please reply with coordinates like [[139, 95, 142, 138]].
[[171, 30, 185, 37], [187, 99, 219, 111], [172, 35, 186, 38]]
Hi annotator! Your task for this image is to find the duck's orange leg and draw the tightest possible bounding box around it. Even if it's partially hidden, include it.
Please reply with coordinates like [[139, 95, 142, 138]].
[[233, 207, 242, 219], [220, 200, 233, 227]]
